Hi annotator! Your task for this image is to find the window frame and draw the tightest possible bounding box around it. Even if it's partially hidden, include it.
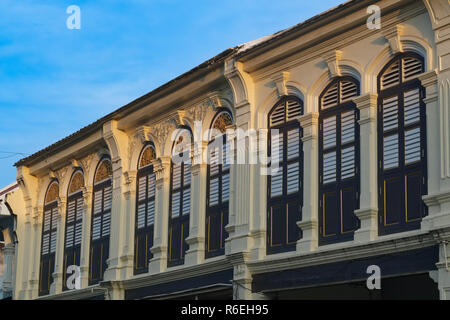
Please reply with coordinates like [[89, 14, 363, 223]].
[[377, 52, 427, 235], [205, 110, 233, 259], [88, 158, 112, 285], [134, 143, 156, 275], [62, 170, 84, 291], [168, 127, 192, 267], [266, 95, 304, 255], [318, 76, 361, 245], [39, 181, 59, 297]]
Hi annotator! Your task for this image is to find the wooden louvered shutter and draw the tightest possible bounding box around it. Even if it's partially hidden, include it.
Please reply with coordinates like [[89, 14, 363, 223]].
[[39, 203, 57, 296], [378, 53, 426, 235], [206, 135, 231, 258], [168, 145, 191, 267], [267, 97, 303, 254], [381, 60, 401, 89], [63, 193, 83, 291], [134, 163, 156, 275], [89, 178, 112, 285], [321, 83, 339, 109], [319, 77, 360, 245]]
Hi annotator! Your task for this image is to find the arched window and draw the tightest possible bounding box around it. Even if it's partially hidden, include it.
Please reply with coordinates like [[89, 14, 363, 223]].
[[89, 158, 112, 284], [377, 52, 426, 235], [168, 127, 192, 267], [62, 170, 84, 291], [39, 181, 59, 296], [319, 77, 360, 245], [267, 96, 303, 254], [206, 110, 233, 258], [134, 144, 156, 275]]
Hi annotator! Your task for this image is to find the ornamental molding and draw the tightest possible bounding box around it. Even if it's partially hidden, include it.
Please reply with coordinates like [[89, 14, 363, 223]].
[[135, 126, 151, 144], [123, 170, 137, 186], [54, 166, 69, 185], [184, 91, 224, 122], [272, 71, 290, 96], [79, 154, 95, 176], [149, 120, 177, 150], [321, 49, 343, 78], [383, 25, 404, 54]]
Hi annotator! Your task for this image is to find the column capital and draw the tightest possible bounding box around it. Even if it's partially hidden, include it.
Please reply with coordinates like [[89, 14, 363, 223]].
[[419, 69, 439, 88], [355, 93, 378, 125], [193, 140, 209, 166], [354, 93, 378, 110], [123, 170, 137, 185], [299, 112, 319, 127], [56, 196, 67, 215], [81, 185, 93, 201], [152, 156, 171, 182], [419, 70, 439, 104], [299, 112, 319, 142], [32, 206, 43, 225]]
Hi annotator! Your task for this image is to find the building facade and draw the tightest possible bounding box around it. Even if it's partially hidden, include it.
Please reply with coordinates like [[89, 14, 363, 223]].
[[0, 183, 21, 299], [11, 0, 450, 300]]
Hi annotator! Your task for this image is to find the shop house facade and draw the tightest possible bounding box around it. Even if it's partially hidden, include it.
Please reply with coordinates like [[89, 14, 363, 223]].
[[11, 0, 450, 299]]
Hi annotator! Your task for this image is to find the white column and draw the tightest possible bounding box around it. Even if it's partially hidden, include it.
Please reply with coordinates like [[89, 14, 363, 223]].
[[51, 196, 66, 294], [119, 170, 137, 279], [149, 156, 171, 274], [420, 71, 450, 231], [354, 93, 379, 242], [297, 113, 319, 253], [185, 141, 207, 266], [16, 202, 32, 299], [2, 243, 15, 298], [250, 128, 267, 261], [80, 186, 92, 288], [435, 240, 450, 300], [227, 129, 252, 256], [28, 207, 42, 299]]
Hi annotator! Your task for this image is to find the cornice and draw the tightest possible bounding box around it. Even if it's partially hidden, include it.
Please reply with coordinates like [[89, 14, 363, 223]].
[[122, 256, 232, 290], [250, 2, 427, 81], [247, 228, 444, 275]]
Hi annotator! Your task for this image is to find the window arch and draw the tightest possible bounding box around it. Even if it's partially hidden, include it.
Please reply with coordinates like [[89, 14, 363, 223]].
[[267, 96, 303, 254], [168, 127, 192, 267], [377, 52, 426, 235], [39, 181, 59, 296], [62, 170, 84, 291], [89, 158, 112, 284], [318, 77, 360, 245], [134, 144, 156, 275], [206, 110, 233, 258]]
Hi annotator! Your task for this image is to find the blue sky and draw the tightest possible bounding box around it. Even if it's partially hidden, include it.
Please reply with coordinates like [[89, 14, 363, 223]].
[[0, 0, 343, 186]]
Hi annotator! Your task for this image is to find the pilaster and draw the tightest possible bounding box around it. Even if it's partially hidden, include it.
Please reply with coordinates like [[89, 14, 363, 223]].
[[119, 170, 137, 279], [297, 113, 319, 253], [354, 93, 378, 242], [420, 71, 450, 231], [149, 156, 171, 274], [102, 120, 131, 282], [80, 186, 92, 288], [185, 141, 208, 266], [28, 206, 42, 299], [50, 196, 66, 295], [2, 243, 16, 298]]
